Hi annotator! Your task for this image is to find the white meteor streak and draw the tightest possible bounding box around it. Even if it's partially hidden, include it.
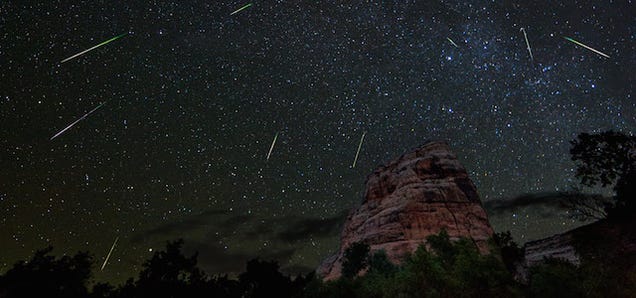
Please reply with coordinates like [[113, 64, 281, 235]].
[[230, 3, 252, 16], [101, 236, 119, 271], [564, 36, 610, 59], [446, 37, 459, 48], [50, 102, 106, 140], [520, 28, 533, 61], [266, 132, 278, 160], [352, 132, 366, 168], [61, 33, 127, 64]]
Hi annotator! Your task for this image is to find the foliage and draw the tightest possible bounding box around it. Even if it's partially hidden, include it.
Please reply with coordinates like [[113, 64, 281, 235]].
[[561, 188, 609, 220], [570, 130, 635, 188], [239, 259, 307, 298], [2, 232, 635, 297], [116, 239, 210, 297], [312, 230, 636, 297], [341, 241, 370, 279], [311, 230, 522, 298], [0, 240, 312, 298], [570, 130, 636, 217], [527, 259, 584, 298], [0, 247, 93, 298], [492, 231, 524, 273], [527, 257, 636, 298], [367, 250, 397, 276]]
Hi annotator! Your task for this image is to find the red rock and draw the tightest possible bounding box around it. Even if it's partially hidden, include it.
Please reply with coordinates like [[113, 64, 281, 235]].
[[318, 141, 494, 280]]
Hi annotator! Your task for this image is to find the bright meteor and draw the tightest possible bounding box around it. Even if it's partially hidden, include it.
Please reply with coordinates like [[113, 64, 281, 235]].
[[520, 28, 533, 61], [230, 3, 253, 15], [563, 36, 610, 58], [61, 33, 127, 64], [266, 132, 278, 160], [50, 101, 107, 140], [447, 37, 459, 48], [100, 237, 119, 271], [352, 132, 366, 168]]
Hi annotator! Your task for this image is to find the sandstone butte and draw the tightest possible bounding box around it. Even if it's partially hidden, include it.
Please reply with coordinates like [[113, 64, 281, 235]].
[[318, 141, 494, 280]]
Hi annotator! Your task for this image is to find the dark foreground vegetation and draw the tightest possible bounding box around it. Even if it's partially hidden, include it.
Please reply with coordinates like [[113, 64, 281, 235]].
[[1, 229, 635, 298], [1, 131, 634, 297]]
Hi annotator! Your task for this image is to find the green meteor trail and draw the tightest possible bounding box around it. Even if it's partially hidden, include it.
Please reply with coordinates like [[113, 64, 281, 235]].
[[447, 37, 459, 48], [61, 33, 128, 63], [230, 3, 252, 15], [563, 36, 610, 58]]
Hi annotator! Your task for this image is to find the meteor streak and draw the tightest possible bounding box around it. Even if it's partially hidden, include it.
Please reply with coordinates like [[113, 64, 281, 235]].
[[520, 28, 533, 61], [563, 36, 610, 58], [266, 132, 278, 160], [100, 237, 119, 271], [446, 37, 459, 48], [352, 132, 366, 168], [50, 101, 107, 140], [230, 3, 252, 15], [61, 33, 127, 64]]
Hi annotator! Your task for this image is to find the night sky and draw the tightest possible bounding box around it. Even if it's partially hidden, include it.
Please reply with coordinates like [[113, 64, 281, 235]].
[[1, 1, 634, 284]]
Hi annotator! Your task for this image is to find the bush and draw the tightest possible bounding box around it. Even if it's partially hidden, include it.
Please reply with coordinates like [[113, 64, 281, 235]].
[[308, 230, 523, 298]]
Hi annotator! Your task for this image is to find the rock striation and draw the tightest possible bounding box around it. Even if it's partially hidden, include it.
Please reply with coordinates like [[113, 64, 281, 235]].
[[523, 233, 580, 268], [318, 141, 494, 280], [517, 216, 636, 282]]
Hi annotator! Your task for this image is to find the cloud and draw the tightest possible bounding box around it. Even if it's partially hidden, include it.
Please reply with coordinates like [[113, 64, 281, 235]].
[[184, 239, 297, 275], [244, 224, 274, 237], [131, 208, 350, 275], [483, 192, 607, 216], [130, 209, 231, 243], [184, 241, 251, 274], [275, 210, 349, 242], [222, 214, 254, 226]]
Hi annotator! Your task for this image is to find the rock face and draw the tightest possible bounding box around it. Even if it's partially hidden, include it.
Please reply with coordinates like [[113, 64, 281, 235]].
[[318, 141, 494, 280], [517, 216, 636, 282], [512, 230, 582, 283], [523, 233, 580, 269]]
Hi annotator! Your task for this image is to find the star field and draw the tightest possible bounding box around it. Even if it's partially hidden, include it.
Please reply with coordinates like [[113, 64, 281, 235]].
[[1, 1, 634, 283]]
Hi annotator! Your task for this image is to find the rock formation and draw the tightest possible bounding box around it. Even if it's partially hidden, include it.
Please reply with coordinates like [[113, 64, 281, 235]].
[[523, 232, 580, 269], [517, 216, 636, 281], [318, 141, 494, 280]]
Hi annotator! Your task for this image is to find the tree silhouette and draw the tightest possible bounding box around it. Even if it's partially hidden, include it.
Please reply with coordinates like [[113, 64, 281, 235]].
[[238, 259, 305, 298], [425, 229, 457, 266], [208, 275, 241, 298], [90, 282, 116, 298], [341, 242, 370, 279], [111, 239, 311, 298], [117, 239, 210, 298], [0, 247, 93, 298], [492, 231, 524, 273], [311, 231, 522, 297], [562, 188, 609, 220], [367, 250, 397, 276], [570, 130, 636, 217], [138, 239, 206, 284]]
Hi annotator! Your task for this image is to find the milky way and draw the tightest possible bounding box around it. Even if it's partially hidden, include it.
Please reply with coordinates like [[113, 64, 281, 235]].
[[1, 1, 634, 283]]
